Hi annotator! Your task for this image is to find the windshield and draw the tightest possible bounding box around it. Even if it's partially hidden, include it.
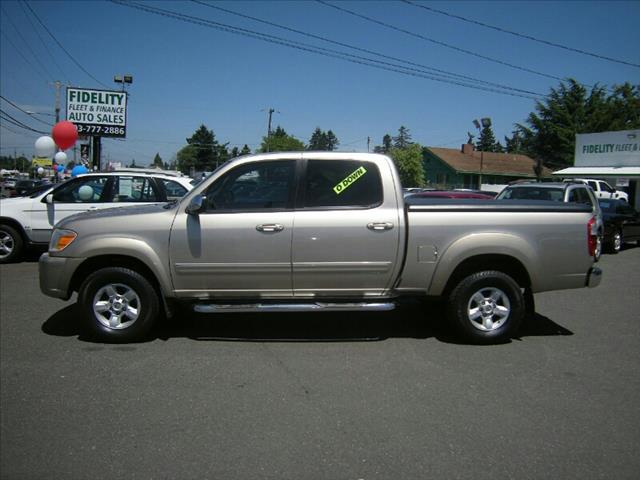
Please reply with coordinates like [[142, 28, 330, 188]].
[[497, 187, 564, 201]]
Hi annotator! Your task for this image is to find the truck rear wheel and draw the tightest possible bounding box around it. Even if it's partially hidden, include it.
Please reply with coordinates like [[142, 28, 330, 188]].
[[78, 267, 160, 343], [447, 270, 525, 344]]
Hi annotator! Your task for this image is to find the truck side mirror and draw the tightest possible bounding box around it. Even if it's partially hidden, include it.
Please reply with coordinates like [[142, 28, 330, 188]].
[[186, 195, 205, 215]]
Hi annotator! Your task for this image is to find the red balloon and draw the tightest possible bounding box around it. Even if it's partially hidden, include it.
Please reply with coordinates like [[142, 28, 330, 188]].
[[51, 121, 78, 150]]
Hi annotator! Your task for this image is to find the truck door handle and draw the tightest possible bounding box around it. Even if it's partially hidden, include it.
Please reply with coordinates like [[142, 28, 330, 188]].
[[256, 224, 284, 233], [367, 222, 394, 231]]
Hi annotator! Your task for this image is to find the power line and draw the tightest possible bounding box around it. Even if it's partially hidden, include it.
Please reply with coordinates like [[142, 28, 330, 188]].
[[402, 0, 640, 69], [18, 0, 71, 83], [0, 109, 49, 134], [110, 1, 539, 99], [0, 30, 50, 84], [0, 95, 54, 127], [1, 123, 33, 137], [317, 0, 571, 84], [23, 1, 109, 88], [190, 0, 539, 96], [0, 4, 56, 81]]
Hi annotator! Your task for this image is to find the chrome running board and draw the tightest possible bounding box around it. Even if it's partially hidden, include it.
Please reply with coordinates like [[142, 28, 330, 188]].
[[193, 302, 396, 314]]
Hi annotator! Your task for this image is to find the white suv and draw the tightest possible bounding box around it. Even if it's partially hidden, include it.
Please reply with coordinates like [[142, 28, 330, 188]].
[[570, 178, 629, 202], [0, 171, 193, 263]]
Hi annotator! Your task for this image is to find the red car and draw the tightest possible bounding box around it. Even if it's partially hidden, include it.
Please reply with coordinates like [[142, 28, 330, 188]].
[[406, 190, 496, 200]]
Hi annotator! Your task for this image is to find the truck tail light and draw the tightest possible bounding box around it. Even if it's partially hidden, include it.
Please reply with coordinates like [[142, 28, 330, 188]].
[[587, 217, 597, 257]]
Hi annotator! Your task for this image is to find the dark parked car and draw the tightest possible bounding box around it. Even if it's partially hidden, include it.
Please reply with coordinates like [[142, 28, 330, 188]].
[[598, 199, 640, 253], [407, 190, 496, 200], [10, 179, 51, 197]]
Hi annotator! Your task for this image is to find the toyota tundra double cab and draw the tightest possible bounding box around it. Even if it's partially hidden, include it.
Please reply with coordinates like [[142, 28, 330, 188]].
[[40, 152, 602, 344]]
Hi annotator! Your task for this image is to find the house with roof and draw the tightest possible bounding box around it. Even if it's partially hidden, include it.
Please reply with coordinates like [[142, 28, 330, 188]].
[[422, 143, 552, 190]]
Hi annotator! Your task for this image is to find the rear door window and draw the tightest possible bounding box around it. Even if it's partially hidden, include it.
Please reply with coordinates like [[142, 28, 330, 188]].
[[113, 176, 160, 202], [303, 160, 383, 209], [161, 179, 188, 200]]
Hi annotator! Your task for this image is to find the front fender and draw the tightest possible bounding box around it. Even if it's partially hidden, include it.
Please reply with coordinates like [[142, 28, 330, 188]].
[[70, 235, 173, 296]]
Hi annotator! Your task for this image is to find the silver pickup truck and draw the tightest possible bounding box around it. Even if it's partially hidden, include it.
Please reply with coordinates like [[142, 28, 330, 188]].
[[40, 152, 602, 344]]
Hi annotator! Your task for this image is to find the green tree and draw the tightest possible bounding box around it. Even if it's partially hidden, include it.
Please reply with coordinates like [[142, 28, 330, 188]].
[[389, 144, 425, 187], [476, 124, 498, 152], [308, 127, 325, 150], [373, 134, 392, 153], [606, 83, 640, 130], [176, 145, 197, 174], [259, 126, 305, 152], [504, 130, 524, 154], [308, 127, 340, 151], [0, 155, 28, 171], [393, 126, 413, 149], [152, 153, 163, 168], [325, 130, 339, 151], [515, 79, 640, 168], [240, 144, 252, 155], [230, 147, 240, 158], [177, 124, 229, 173]]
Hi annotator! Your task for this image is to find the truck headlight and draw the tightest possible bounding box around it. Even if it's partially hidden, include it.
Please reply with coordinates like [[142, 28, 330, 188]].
[[49, 229, 77, 252]]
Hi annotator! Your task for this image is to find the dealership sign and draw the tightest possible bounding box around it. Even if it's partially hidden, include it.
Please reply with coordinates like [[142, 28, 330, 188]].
[[66, 87, 127, 138], [575, 129, 639, 167]]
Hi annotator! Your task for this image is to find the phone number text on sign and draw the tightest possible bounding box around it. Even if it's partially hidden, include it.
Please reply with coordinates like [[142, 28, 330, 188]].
[[75, 125, 126, 137]]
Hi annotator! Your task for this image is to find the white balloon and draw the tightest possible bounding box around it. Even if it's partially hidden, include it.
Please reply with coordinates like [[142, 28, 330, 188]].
[[37, 167, 45, 175], [35, 136, 56, 158], [54, 151, 68, 164]]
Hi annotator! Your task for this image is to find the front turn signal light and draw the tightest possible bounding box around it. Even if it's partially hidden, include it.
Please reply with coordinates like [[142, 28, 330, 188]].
[[49, 229, 77, 252]]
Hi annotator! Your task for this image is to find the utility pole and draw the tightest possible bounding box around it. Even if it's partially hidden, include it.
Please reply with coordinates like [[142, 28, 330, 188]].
[[263, 107, 279, 152], [367, 136, 371, 152], [52, 80, 62, 123]]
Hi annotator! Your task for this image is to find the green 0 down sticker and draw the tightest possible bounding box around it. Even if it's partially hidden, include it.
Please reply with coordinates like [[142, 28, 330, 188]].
[[333, 166, 367, 195]]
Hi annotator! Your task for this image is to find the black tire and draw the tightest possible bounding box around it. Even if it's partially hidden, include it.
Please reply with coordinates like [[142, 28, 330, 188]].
[[613, 229, 622, 254], [447, 270, 525, 345], [0, 224, 24, 264], [594, 234, 602, 262], [78, 267, 161, 343], [605, 230, 622, 254]]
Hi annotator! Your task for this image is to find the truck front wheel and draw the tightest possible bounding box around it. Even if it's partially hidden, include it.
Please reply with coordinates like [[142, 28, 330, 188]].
[[447, 270, 525, 344], [78, 267, 160, 343]]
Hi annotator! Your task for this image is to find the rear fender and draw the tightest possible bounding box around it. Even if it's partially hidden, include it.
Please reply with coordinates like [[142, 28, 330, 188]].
[[428, 232, 538, 296]]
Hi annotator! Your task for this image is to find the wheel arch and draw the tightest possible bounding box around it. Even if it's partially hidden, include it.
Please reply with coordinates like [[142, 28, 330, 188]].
[[440, 254, 532, 300], [70, 255, 164, 297], [0, 217, 29, 244]]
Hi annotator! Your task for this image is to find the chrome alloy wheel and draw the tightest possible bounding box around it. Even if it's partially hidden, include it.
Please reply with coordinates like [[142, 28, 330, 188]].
[[613, 231, 622, 252], [92, 283, 141, 330], [467, 287, 511, 331], [0, 230, 14, 259]]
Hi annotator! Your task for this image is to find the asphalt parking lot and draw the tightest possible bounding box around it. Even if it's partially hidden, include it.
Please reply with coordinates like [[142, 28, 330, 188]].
[[1, 247, 639, 479]]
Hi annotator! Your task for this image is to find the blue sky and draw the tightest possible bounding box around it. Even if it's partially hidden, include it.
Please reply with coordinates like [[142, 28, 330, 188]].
[[1, 0, 639, 166]]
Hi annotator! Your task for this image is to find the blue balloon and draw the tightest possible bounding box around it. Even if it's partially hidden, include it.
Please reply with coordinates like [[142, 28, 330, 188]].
[[57, 165, 65, 173], [71, 165, 88, 177]]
